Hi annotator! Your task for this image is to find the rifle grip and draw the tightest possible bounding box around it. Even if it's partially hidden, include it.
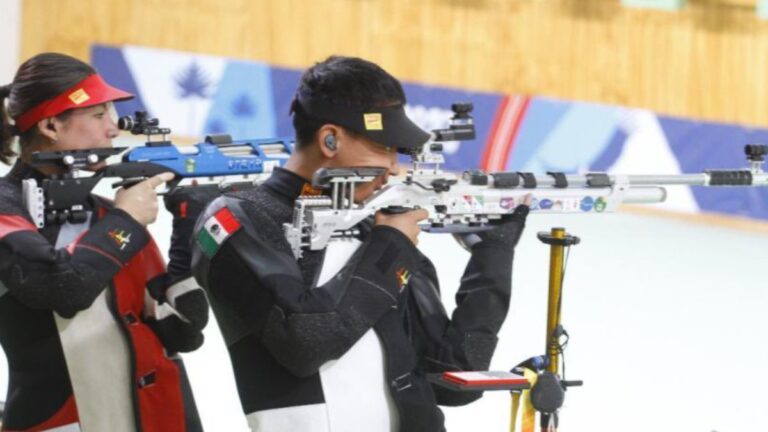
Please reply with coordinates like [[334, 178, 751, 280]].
[[112, 177, 145, 189], [380, 205, 414, 215]]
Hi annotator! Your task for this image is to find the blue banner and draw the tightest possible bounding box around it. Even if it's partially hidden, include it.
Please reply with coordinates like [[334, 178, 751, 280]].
[[91, 44, 768, 221]]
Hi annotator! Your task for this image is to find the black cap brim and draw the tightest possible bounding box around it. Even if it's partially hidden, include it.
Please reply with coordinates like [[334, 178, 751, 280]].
[[296, 95, 431, 152]]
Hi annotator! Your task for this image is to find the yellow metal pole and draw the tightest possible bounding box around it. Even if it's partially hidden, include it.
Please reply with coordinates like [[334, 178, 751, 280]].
[[510, 392, 518, 432], [545, 227, 566, 375], [534, 227, 580, 432]]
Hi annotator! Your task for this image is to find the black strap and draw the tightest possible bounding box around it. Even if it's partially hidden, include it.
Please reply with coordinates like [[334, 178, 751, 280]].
[[462, 170, 489, 186], [490, 172, 520, 189], [517, 172, 537, 189], [585, 173, 612, 188], [546, 172, 568, 188]]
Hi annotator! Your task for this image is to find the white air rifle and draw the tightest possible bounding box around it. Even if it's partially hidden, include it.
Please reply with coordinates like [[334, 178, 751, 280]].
[[284, 141, 768, 259]]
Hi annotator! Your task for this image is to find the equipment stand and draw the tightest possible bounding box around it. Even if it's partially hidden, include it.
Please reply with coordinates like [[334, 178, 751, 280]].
[[528, 227, 583, 432]]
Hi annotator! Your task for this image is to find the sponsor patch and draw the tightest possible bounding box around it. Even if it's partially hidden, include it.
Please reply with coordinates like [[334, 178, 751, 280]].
[[108, 229, 131, 250], [68, 88, 91, 105], [363, 113, 383, 130], [395, 267, 411, 291], [197, 207, 242, 258]]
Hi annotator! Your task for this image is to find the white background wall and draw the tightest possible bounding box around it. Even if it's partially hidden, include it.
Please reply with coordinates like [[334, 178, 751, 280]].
[[0, 0, 21, 83]]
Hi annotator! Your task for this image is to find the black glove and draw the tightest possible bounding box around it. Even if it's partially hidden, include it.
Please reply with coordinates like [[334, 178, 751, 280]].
[[458, 205, 530, 250], [145, 310, 205, 353], [145, 279, 211, 353], [164, 185, 223, 281], [144, 185, 219, 354]]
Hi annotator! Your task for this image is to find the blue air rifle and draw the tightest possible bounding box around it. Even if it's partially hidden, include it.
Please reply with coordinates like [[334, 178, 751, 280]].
[[23, 111, 292, 227]]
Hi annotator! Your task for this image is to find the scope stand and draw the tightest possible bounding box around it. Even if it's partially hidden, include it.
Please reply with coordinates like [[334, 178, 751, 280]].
[[537, 227, 583, 431], [419, 227, 588, 431], [510, 228, 584, 432]]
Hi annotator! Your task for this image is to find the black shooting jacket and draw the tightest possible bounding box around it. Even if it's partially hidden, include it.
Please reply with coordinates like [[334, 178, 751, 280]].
[[191, 168, 517, 432]]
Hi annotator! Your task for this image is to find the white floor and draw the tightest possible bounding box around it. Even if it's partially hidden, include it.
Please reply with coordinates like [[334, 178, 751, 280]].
[[1, 165, 766, 431], [434, 212, 768, 432]]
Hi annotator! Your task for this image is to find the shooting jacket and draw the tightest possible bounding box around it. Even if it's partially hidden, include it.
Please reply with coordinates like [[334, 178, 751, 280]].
[[191, 168, 517, 432], [0, 161, 202, 432]]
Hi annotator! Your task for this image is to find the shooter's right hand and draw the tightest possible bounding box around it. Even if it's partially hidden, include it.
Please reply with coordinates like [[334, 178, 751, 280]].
[[374, 208, 429, 245], [115, 172, 174, 226]]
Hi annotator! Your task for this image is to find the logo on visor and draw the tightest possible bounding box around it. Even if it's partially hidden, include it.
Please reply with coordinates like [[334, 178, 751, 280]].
[[68, 89, 91, 105], [363, 113, 383, 130]]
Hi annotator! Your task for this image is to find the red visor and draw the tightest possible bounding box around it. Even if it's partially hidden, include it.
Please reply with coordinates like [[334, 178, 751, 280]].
[[15, 74, 134, 133]]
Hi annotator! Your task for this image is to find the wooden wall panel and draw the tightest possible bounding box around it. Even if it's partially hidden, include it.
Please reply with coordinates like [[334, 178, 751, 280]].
[[19, 0, 768, 127]]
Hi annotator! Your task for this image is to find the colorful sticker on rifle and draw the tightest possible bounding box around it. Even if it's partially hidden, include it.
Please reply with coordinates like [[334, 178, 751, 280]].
[[539, 199, 553, 210], [263, 160, 280, 173], [108, 229, 131, 250], [395, 267, 411, 291], [530, 197, 539, 210], [463, 195, 484, 211], [197, 207, 242, 258], [594, 197, 607, 213], [580, 196, 594, 212], [499, 197, 515, 210], [185, 158, 196, 173]]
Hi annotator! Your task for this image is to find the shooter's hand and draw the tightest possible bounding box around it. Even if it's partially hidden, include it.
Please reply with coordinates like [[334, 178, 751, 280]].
[[115, 172, 174, 226], [375, 208, 429, 245], [459, 194, 532, 250]]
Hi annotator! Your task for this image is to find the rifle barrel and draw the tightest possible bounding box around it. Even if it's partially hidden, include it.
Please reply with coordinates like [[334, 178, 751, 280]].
[[508, 173, 767, 188]]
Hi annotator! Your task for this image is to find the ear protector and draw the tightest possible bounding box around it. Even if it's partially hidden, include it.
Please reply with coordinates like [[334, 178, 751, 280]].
[[324, 134, 337, 151]]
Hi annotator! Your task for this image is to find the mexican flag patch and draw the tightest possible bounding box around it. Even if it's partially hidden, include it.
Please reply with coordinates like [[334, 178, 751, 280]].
[[197, 207, 241, 258]]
